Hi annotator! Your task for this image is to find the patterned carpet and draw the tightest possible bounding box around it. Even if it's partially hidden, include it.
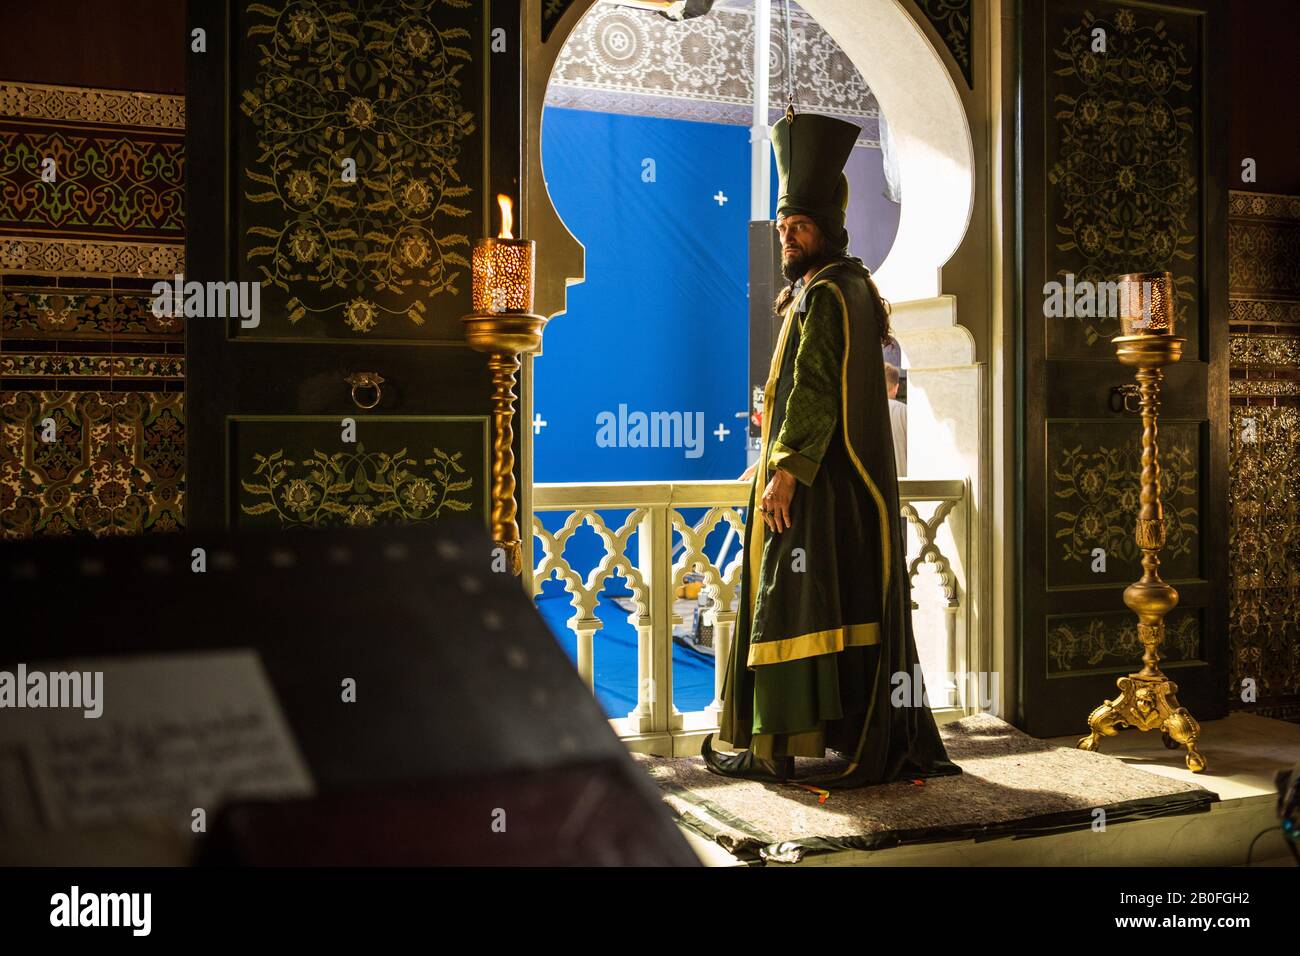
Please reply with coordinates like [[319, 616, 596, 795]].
[[633, 714, 1220, 863]]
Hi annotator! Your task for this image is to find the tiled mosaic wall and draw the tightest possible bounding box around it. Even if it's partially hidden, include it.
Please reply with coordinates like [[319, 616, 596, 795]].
[[0, 82, 185, 538], [1228, 190, 1300, 719], [544, 0, 882, 137], [541, 0, 973, 88]]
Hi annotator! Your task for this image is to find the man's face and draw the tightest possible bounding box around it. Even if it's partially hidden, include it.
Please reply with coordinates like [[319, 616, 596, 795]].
[[777, 214, 824, 282]]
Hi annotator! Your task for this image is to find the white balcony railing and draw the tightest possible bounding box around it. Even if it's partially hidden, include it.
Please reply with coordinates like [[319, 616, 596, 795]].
[[532, 478, 969, 756]]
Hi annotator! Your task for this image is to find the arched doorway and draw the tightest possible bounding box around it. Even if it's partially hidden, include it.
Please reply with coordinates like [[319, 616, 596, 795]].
[[527, 0, 982, 492], [521, 0, 994, 742], [529, 0, 974, 309]]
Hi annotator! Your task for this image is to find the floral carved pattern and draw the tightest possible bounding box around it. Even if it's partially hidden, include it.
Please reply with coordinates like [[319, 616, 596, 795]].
[[915, 0, 973, 87], [1230, 297, 1300, 327], [543, 0, 578, 43], [0, 238, 183, 279], [1229, 405, 1300, 701], [1230, 333, 1300, 367], [239, 0, 479, 336], [0, 126, 184, 240], [1229, 218, 1300, 299], [1228, 191, 1300, 705], [2, 287, 183, 339], [240, 445, 475, 528], [0, 82, 187, 541], [0, 83, 184, 129], [1048, 610, 1199, 674], [1, 354, 185, 379], [1047, 5, 1199, 349], [0, 82, 185, 281], [1051, 432, 1199, 574], [0, 391, 184, 537]]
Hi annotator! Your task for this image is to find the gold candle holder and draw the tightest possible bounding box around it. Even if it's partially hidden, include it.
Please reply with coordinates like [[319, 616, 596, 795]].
[[462, 195, 547, 577], [1078, 271, 1206, 771]]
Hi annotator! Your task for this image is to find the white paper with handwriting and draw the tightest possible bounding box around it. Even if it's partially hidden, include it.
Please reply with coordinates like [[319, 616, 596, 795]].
[[0, 650, 315, 834]]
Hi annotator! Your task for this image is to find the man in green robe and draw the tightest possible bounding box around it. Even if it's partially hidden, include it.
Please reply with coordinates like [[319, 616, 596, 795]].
[[702, 112, 961, 789]]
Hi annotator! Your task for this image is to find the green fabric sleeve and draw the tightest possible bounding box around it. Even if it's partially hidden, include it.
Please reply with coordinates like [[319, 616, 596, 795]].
[[768, 286, 843, 487]]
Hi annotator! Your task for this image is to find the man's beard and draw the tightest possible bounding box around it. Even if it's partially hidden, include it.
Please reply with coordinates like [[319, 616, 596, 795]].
[[782, 246, 826, 283]]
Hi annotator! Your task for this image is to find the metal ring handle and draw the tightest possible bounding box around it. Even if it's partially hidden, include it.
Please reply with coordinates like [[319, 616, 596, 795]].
[[345, 372, 384, 410], [1109, 384, 1140, 415]]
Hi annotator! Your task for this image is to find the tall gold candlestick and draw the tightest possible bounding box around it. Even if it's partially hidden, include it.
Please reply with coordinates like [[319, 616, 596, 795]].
[[462, 195, 547, 576], [1077, 271, 1206, 771]]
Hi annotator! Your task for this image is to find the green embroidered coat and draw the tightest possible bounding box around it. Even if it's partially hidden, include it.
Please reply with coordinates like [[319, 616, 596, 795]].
[[717, 255, 961, 788]]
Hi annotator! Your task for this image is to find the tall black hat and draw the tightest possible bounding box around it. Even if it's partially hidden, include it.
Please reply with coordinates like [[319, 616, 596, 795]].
[[772, 112, 861, 254]]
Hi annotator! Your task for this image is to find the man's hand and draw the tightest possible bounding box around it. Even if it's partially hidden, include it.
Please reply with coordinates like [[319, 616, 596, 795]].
[[739, 461, 757, 481], [759, 467, 797, 533]]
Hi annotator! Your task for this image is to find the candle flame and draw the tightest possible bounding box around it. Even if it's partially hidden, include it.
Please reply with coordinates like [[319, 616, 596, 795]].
[[497, 194, 514, 239]]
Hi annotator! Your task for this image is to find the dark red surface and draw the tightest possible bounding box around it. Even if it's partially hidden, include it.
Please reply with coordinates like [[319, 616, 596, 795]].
[[0, 0, 185, 94]]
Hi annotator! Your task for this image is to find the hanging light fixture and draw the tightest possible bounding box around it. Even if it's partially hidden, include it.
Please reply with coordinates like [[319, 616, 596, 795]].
[[600, 0, 717, 22]]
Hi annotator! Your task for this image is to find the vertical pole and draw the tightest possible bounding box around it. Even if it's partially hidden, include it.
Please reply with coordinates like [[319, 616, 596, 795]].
[[751, 0, 771, 223], [1130, 365, 1170, 677], [707, 612, 734, 718], [637, 503, 677, 740], [576, 622, 596, 691], [520, 354, 535, 593], [748, 1, 772, 473]]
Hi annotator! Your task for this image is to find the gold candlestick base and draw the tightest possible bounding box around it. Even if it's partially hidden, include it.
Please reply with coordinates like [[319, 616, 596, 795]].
[[1076, 329, 1206, 772], [1078, 674, 1206, 772], [461, 312, 548, 577]]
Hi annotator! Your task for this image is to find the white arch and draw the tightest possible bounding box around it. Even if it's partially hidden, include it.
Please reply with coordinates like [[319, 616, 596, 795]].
[[531, 0, 976, 310], [798, 0, 974, 302]]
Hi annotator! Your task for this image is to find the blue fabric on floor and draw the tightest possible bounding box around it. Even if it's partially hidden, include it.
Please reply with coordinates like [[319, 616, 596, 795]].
[[536, 588, 716, 718]]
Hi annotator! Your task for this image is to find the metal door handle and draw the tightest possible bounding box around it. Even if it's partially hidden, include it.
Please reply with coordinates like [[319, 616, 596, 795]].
[[345, 372, 384, 410], [1109, 384, 1140, 414]]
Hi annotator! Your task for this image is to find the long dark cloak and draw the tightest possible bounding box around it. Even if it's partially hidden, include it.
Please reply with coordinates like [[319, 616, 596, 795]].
[[717, 254, 961, 789]]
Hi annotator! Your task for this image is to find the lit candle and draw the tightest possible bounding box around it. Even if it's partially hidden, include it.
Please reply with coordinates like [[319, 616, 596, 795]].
[[1117, 271, 1174, 337], [472, 194, 535, 314]]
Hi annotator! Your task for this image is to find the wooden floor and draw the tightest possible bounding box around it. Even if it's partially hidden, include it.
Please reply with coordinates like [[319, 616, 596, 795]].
[[677, 713, 1300, 867]]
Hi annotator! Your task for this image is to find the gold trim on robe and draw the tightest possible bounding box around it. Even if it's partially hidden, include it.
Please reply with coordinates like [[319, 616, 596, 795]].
[[767, 439, 819, 487], [747, 621, 882, 666], [821, 279, 892, 606]]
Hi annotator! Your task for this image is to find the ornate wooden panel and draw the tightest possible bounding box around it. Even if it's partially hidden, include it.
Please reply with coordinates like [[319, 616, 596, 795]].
[[188, 0, 520, 530], [234, 0, 483, 342], [1047, 607, 1201, 677], [1046, 420, 1201, 588], [1, 390, 184, 537], [1018, 0, 1228, 738], [0, 82, 187, 537], [914, 0, 973, 88], [1041, 4, 1203, 361], [1227, 191, 1300, 720], [230, 416, 488, 529]]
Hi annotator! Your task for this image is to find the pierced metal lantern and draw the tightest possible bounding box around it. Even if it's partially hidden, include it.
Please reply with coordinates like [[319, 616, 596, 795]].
[[1117, 270, 1174, 336], [472, 238, 535, 315]]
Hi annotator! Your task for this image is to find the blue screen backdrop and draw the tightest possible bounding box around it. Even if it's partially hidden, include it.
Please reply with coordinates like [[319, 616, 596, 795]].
[[532, 105, 897, 718], [534, 107, 754, 716], [537, 106, 752, 485]]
